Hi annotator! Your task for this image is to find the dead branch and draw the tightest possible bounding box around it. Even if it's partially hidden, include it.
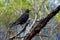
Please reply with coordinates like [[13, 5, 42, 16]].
[[24, 5, 60, 40]]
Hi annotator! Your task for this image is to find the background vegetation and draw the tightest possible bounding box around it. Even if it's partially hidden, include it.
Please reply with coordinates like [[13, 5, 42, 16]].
[[0, 0, 60, 40]]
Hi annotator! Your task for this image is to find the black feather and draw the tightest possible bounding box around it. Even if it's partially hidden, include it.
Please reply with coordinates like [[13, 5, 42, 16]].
[[10, 9, 30, 28]]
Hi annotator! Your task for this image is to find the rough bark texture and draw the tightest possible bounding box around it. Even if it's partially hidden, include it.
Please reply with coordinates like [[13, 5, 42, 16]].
[[24, 5, 60, 40]]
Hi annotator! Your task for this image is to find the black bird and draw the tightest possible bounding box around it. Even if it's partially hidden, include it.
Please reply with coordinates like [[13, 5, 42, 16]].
[[10, 9, 30, 28]]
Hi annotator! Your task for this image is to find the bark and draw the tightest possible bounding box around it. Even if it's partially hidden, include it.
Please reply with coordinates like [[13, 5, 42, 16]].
[[24, 5, 60, 40]]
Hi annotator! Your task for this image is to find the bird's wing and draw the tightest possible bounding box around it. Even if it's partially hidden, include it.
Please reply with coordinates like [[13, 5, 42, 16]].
[[13, 13, 28, 24], [10, 13, 28, 28]]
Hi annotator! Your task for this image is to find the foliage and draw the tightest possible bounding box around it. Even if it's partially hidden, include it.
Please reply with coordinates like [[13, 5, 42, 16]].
[[0, 0, 60, 40]]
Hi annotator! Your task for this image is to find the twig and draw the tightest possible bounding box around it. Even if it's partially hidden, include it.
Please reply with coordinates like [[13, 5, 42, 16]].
[[36, 34, 48, 37], [9, 20, 30, 40], [44, 5, 50, 14]]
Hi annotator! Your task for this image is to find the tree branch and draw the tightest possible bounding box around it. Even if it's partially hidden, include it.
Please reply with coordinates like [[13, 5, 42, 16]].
[[9, 20, 29, 40], [24, 5, 60, 40]]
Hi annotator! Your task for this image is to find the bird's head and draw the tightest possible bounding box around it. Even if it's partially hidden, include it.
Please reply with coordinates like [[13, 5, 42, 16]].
[[25, 9, 31, 13]]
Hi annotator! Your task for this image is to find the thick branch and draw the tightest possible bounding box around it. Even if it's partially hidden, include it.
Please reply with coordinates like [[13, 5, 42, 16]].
[[24, 5, 60, 40]]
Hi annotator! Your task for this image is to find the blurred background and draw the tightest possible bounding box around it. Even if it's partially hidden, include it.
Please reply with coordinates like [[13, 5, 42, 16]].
[[0, 0, 60, 40]]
